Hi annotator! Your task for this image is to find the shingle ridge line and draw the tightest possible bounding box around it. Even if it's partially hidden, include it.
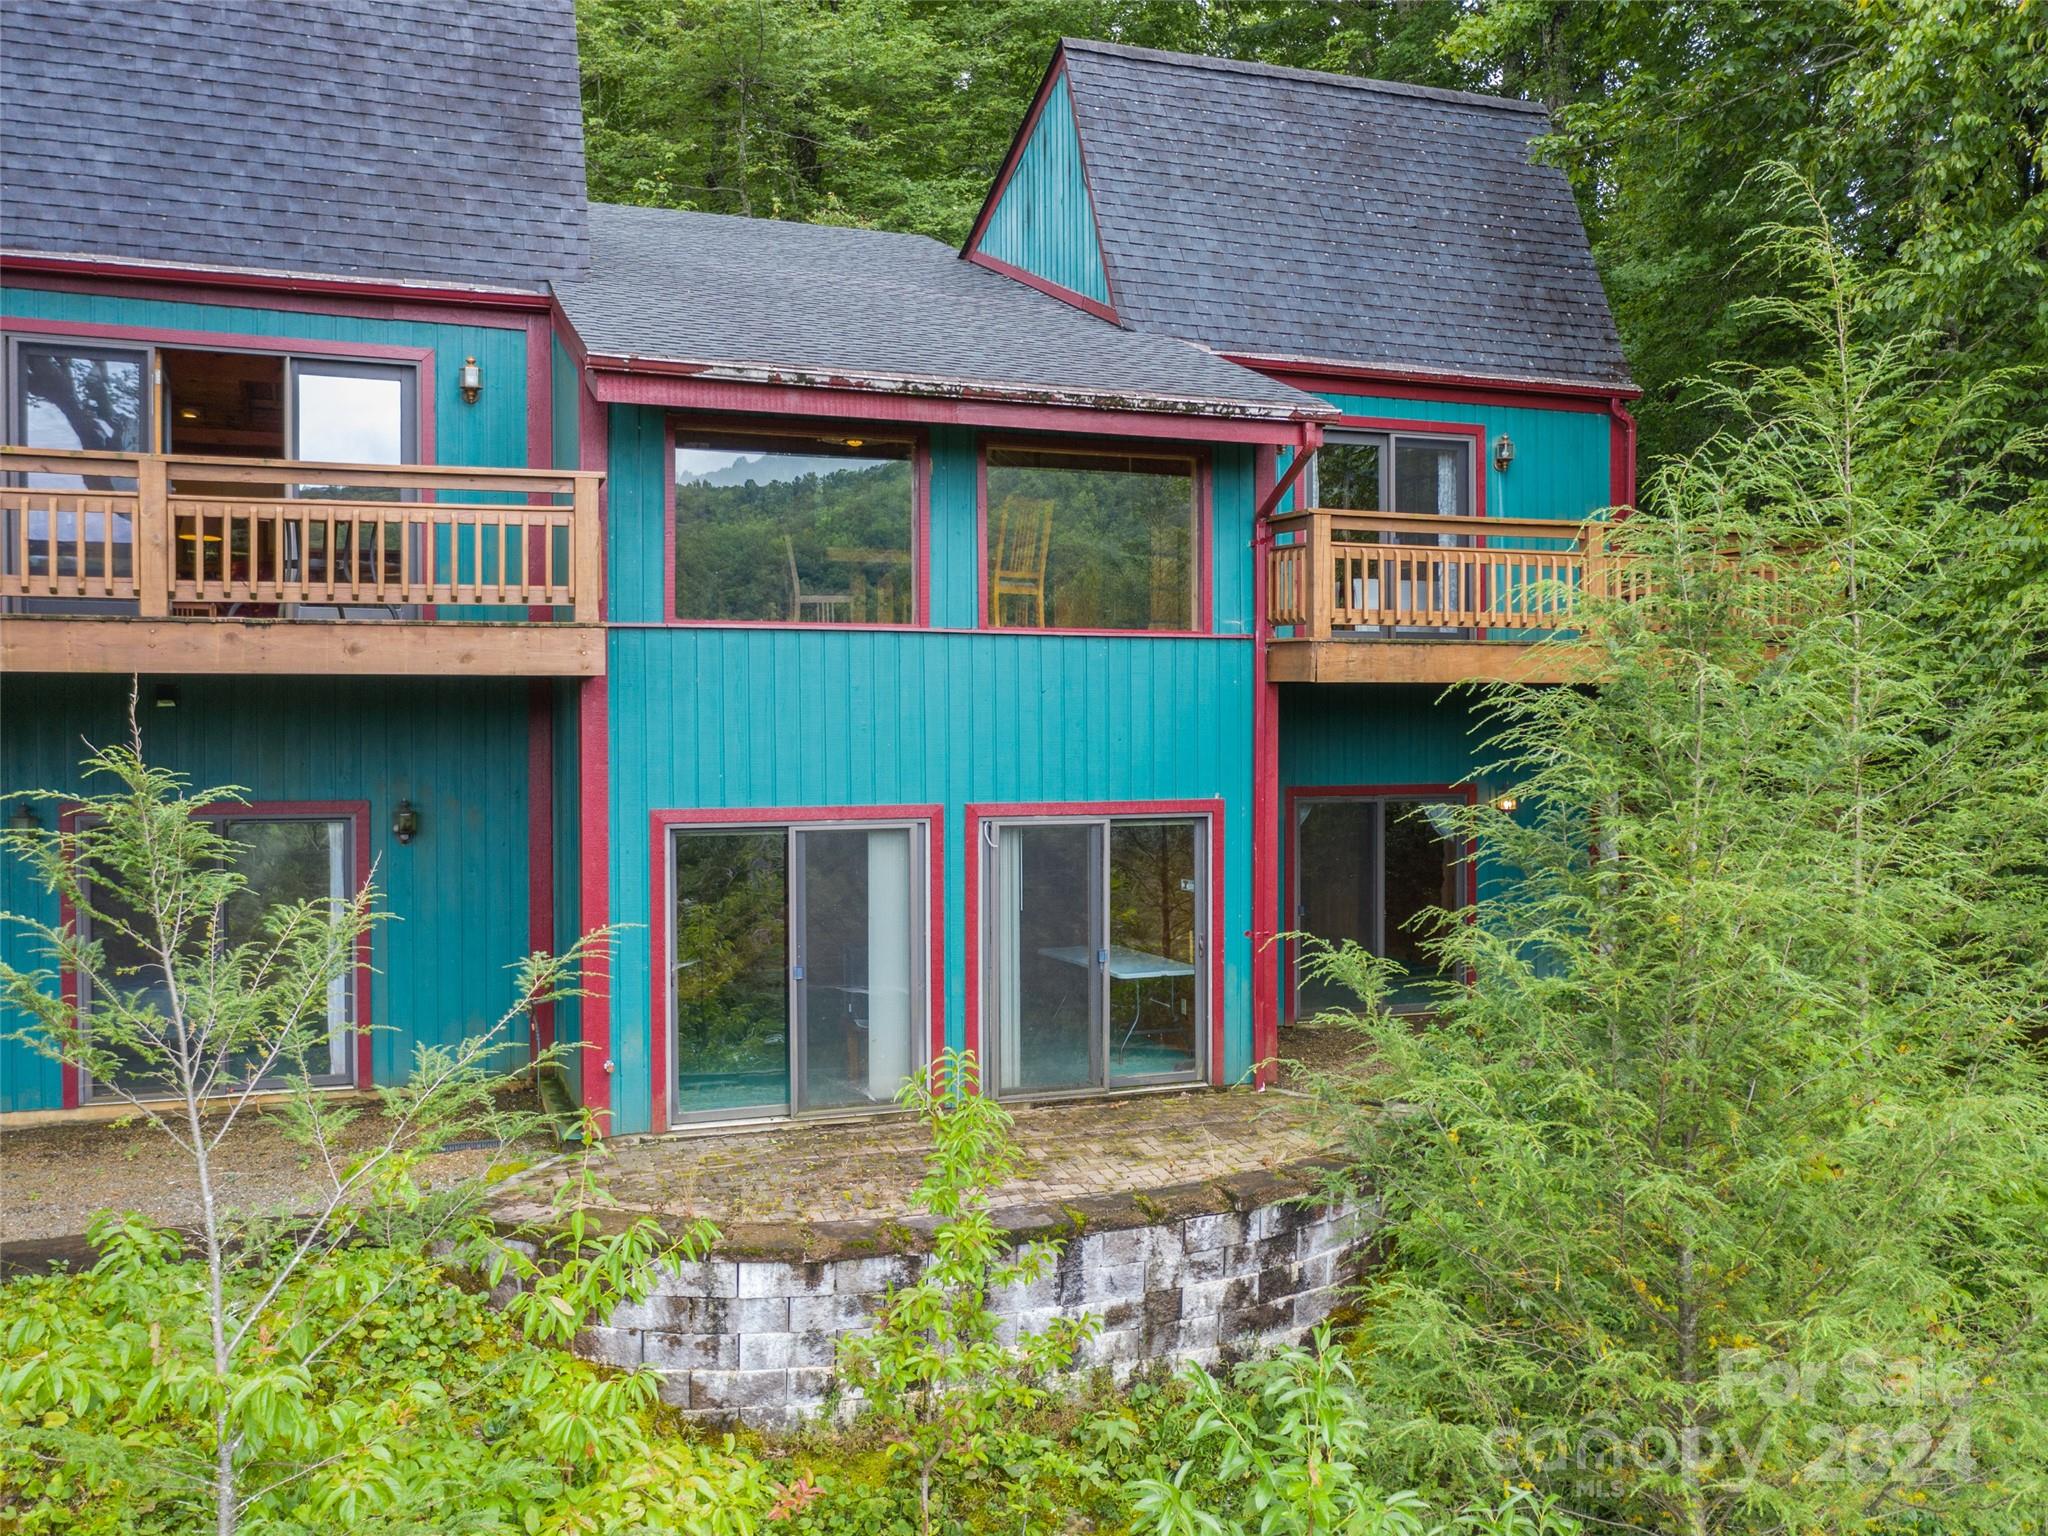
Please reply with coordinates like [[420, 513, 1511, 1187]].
[[1057, 37, 1549, 116]]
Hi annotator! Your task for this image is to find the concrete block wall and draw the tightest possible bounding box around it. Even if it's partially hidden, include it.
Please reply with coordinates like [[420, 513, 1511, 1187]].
[[562, 1164, 1374, 1427]]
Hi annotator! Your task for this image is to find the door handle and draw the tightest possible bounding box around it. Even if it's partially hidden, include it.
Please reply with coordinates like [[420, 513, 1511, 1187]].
[[792, 964, 805, 981]]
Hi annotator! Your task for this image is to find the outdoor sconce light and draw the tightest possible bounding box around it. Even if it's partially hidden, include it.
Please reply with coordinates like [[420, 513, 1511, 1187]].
[[1492, 432, 1516, 473], [8, 801, 40, 832], [153, 684, 180, 710], [392, 800, 420, 845], [1493, 795, 1520, 813], [459, 356, 483, 404]]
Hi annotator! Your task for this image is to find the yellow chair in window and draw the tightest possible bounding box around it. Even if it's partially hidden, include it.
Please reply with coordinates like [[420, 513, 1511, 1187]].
[[787, 534, 853, 623], [989, 496, 1053, 628]]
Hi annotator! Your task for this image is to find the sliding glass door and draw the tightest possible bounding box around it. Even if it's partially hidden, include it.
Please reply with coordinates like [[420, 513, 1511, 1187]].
[[669, 819, 926, 1124], [1292, 793, 1466, 1017], [984, 814, 1207, 1099]]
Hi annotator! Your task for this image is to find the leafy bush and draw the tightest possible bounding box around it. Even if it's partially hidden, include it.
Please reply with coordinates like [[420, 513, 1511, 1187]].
[[1126, 1325, 1582, 1536], [836, 1048, 1096, 1536]]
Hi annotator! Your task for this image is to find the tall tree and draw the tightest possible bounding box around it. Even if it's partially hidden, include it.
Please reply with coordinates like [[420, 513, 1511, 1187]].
[[1301, 179, 2048, 1534]]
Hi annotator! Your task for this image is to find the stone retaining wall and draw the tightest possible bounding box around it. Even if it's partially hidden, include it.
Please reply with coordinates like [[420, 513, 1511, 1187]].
[[564, 1164, 1374, 1427]]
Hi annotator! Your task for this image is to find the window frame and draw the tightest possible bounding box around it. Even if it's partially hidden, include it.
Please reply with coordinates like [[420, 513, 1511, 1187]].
[[1, 324, 433, 466], [650, 804, 942, 1129], [977, 438, 1213, 636], [58, 799, 374, 1108], [661, 418, 932, 629], [1282, 782, 1478, 1022], [965, 798, 1224, 1100], [1305, 422, 1484, 518]]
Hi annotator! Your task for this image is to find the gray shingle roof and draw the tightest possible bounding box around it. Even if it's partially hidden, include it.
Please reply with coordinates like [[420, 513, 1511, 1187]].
[[0, 0, 589, 290], [1054, 40, 1631, 390], [556, 204, 1332, 418]]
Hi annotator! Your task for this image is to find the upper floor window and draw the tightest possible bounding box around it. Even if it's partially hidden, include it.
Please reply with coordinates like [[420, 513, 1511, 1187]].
[[984, 446, 1197, 632], [672, 430, 916, 624], [1309, 430, 1472, 518]]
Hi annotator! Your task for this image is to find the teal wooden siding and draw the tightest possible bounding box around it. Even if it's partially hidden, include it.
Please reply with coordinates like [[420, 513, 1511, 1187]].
[[973, 73, 1111, 306], [600, 401, 1265, 1133], [0, 284, 537, 472], [603, 628, 1256, 1133], [552, 334, 582, 472], [1317, 392, 1612, 524], [0, 678, 532, 1112], [1280, 684, 1506, 796]]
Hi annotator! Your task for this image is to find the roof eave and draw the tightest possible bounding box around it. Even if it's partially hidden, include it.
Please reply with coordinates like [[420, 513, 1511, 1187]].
[[0, 249, 556, 307], [1225, 349, 1639, 401], [579, 349, 1337, 422]]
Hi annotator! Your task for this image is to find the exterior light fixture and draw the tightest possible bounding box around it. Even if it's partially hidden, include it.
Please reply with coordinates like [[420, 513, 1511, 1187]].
[[8, 802, 40, 832], [1492, 433, 1515, 473], [152, 683, 180, 709], [392, 800, 420, 845], [178, 406, 201, 421], [843, 438, 865, 448], [459, 356, 483, 404], [1493, 795, 1520, 813]]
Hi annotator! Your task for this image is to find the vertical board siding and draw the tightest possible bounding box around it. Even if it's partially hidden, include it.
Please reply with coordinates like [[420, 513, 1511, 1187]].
[[604, 627, 1257, 1134], [550, 678, 585, 1058], [0, 677, 531, 1112], [552, 334, 582, 471], [603, 403, 1268, 1133], [0, 285, 536, 472], [975, 74, 1111, 305]]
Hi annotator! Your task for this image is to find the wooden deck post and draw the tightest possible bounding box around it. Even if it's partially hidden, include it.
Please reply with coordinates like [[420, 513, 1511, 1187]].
[[1303, 509, 1334, 642], [571, 473, 603, 624], [134, 454, 170, 617]]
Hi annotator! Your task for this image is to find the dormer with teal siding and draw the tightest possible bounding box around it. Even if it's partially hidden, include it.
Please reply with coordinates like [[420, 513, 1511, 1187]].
[[964, 71, 1115, 320]]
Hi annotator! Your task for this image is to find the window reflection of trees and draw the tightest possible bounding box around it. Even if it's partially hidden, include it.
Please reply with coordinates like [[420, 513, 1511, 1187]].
[[985, 450, 1195, 631], [673, 442, 914, 623]]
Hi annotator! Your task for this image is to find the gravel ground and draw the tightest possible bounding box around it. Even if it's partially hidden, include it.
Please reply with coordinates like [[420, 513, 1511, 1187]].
[[1, 1089, 550, 1246]]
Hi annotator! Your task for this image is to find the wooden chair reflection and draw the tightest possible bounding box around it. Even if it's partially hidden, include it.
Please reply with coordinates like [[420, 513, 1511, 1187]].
[[787, 534, 853, 623], [989, 496, 1052, 627]]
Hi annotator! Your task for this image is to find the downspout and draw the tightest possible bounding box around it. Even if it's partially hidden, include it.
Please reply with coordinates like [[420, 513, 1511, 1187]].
[[1250, 421, 1320, 1088], [1607, 395, 1638, 513]]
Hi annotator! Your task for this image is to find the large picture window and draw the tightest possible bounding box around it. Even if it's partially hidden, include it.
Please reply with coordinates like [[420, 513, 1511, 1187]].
[[984, 447, 1198, 631], [666, 816, 930, 1124], [980, 811, 1209, 1097], [79, 813, 358, 1101], [672, 431, 916, 623]]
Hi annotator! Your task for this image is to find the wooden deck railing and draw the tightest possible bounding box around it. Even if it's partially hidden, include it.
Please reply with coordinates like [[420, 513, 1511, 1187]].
[[1267, 508, 1625, 639], [1, 448, 603, 621]]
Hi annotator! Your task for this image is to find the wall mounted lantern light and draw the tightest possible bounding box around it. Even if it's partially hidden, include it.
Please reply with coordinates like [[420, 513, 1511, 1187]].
[[153, 684, 180, 710], [1492, 432, 1516, 474], [9, 802, 40, 832], [459, 356, 483, 404], [1493, 795, 1521, 813], [392, 800, 421, 845]]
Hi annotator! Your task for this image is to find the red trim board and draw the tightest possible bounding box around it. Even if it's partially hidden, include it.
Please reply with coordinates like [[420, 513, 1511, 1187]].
[[56, 800, 375, 1108], [0, 252, 551, 312], [1250, 446, 1280, 1087], [645, 804, 945, 1132], [966, 250, 1120, 325], [961, 799, 1228, 1091], [586, 367, 1314, 445], [1230, 353, 1642, 408], [1280, 783, 1478, 1025]]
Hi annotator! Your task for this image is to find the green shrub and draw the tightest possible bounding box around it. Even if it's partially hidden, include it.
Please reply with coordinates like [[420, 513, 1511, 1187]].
[[835, 1048, 1096, 1536]]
